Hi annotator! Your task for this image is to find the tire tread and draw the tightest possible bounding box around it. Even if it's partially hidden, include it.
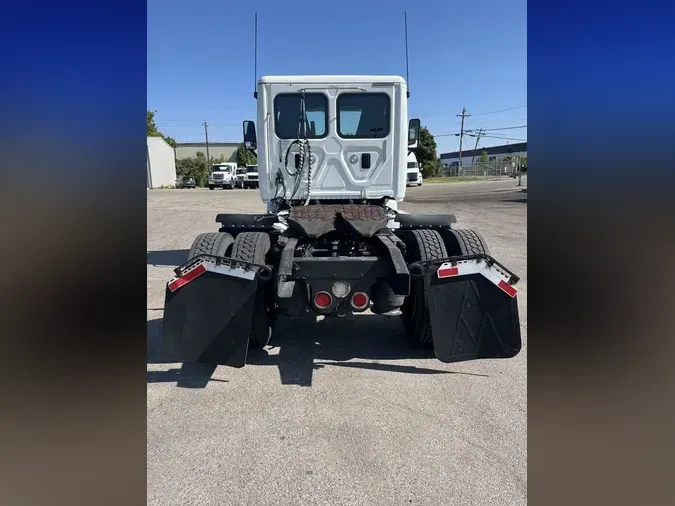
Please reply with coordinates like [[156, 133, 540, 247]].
[[188, 232, 233, 261]]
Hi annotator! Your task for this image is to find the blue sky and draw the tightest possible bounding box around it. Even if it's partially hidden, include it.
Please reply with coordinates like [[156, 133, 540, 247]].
[[148, 0, 526, 155]]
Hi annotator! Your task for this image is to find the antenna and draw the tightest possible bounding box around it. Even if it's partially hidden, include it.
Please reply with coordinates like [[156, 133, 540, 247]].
[[253, 13, 258, 99], [404, 11, 410, 98]]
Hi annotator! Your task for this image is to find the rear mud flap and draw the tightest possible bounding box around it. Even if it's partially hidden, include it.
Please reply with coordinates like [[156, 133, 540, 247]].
[[159, 256, 272, 367], [411, 255, 522, 363]]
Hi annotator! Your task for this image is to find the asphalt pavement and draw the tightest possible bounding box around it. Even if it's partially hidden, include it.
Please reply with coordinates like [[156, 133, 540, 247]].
[[147, 178, 527, 506]]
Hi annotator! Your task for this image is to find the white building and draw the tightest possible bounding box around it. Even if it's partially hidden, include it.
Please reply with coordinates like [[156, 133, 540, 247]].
[[147, 136, 177, 188], [440, 141, 527, 169], [174, 142, 239, 162]]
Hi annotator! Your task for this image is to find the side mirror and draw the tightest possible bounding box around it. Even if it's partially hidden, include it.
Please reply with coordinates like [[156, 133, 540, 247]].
[[243, 120, 257, 150], [408, 118, 421, 149]]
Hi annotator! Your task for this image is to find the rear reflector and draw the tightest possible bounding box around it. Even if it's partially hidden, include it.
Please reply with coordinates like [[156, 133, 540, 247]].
[[437, 265, 459, 278], [497, 280, 517, 298], [436, 259, 518, 298], [167, 258, 258, 293], [168, 263, 207, 292], [314, 291, 332, 309]]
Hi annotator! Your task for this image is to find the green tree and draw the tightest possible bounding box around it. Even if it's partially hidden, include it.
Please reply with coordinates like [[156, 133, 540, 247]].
[[175, 152, 208, 187], [235, 142, 258, 167], [147, 110, 177, 148], [479, 151, 488, 163], [175, 153, 233, 187], [417, 127, 442, 178]]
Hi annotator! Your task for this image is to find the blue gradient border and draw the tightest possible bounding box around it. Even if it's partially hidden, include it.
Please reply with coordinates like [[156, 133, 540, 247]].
[[529, 0, 674, 187], [1, 2, 147, 187]]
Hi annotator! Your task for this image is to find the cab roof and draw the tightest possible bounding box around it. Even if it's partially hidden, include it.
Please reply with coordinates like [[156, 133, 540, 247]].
[[258, 75, 406, 85]]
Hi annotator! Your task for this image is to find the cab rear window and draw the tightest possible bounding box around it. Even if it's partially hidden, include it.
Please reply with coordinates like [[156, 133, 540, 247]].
[[274, 93, 328, 139], [337, 93, 391, 139]]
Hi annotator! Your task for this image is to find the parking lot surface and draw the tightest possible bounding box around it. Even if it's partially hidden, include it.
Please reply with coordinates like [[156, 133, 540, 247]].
[[147, 179, 527, 506]]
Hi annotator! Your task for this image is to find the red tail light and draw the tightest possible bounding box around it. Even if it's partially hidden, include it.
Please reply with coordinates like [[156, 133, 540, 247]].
[[314, 291, 332, 309], [351, 292, 369, 310]]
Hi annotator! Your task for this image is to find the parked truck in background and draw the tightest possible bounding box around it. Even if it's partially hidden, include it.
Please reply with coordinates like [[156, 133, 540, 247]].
[[235, 167, 247, 188], [208, 162, 237, 190], [243, 164, 259, 189], [406, 152, 422, 186]]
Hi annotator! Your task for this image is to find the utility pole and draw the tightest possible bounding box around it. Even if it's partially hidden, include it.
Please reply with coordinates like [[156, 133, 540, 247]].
[[470, 128, 484, 166], [457, 107, 469, 176], [203, 121, 210, 168]]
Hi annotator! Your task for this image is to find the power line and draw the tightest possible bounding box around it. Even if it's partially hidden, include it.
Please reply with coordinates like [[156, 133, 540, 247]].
[[470, 105, 527, 116], [470, 133, 527, 142], [159, 121, 241, 126], [434, 124, 527, 137], [466, 125, 526, 132], [414, 104, 526, 120], [433, 132, 460, 138]]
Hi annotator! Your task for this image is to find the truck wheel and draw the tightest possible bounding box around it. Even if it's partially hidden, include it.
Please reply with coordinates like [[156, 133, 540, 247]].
[[209, 185, 214, 190], [230, 231, 273, 348], [441, 229, 490, 256], [402, 229, 448, 347], [187, 232, 234, 261]]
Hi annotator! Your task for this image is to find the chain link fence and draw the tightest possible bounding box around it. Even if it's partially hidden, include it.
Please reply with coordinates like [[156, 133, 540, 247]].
[[439, 158, 525, 181]]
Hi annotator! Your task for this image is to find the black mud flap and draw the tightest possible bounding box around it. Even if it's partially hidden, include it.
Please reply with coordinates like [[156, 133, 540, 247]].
[[159, 256, 272, 367], [411, 255, 522, 363]]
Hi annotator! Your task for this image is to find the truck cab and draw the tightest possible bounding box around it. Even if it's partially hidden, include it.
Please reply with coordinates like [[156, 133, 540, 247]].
[[406, 152, 422, 187], [208, 162, 236, 190], [235, 167, 247, 188], [243, 75, 416, 211], [243, 164, 259, 189]]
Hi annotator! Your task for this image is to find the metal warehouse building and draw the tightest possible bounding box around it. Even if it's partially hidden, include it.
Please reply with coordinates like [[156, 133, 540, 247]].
[[440, 142, 527, 168], [174, 142, 239, 162], [147, 136, 177, 188]]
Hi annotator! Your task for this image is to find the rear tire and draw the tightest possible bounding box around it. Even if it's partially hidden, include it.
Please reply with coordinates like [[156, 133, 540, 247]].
[[441, 229, 490, 256], [401, 229, 448, 347], [187, 232, 234, 261], [230, 232, 273, 348]]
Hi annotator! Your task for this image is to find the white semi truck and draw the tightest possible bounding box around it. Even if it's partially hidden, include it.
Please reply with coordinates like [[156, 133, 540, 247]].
[[208, 162, 237, 190], [406, 152, 423, 186], [160, 75, 521, 368], [243, 164, 259, 189]]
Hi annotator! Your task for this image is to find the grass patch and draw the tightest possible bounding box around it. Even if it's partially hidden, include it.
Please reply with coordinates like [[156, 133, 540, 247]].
[[423, 177, 486, 184]]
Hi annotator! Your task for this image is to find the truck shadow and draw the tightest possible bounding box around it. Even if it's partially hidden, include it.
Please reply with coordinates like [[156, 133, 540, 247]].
[[147, 250, 189, 267], [147, 318, 227, 388], [147, 315, 488, 388]]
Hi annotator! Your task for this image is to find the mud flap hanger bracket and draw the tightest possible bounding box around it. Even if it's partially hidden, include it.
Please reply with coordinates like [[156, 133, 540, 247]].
[[168, 254, 273, 293], [407, 254, 520, 297]]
